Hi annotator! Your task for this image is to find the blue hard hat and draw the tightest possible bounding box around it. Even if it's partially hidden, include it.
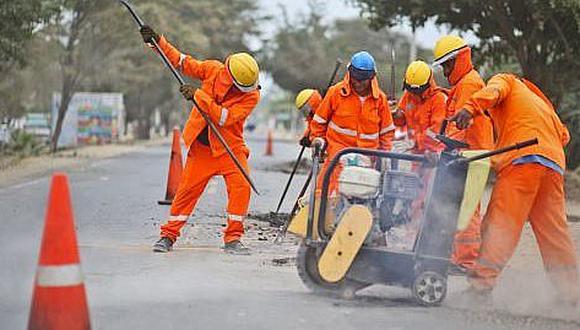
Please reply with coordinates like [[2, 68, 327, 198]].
[[350, 51, 376, 71], [349, 51, 376, 80]]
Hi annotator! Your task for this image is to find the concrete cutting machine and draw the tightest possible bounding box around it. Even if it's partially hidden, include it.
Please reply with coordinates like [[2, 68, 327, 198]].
[[287, 122, 537, 306]]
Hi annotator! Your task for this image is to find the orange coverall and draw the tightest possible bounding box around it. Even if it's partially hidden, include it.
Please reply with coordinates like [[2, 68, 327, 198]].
[[395, 80, 448, 226], [156, 36, 260, 244], [301, 90, 322, 139], [463, 74, 578, 296], [445, 47, 495, 269], [396, 80, 448, 153], [311, 72, 394, 194]]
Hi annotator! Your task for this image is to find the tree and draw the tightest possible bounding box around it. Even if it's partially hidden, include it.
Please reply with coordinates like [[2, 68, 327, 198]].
[[0, 0, 60, 69], [353, 0, 580, 106], [265, 3, 430, 98], [40, 0, 112, 152], [353, 0, 580, 168]]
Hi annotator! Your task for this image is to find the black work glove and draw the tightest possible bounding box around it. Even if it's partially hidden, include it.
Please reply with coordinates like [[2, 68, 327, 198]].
[[299, 136, 311, 147], [179, 84, 196, 101], [449, 109, 474, 130], [140, 25, 160, 44]]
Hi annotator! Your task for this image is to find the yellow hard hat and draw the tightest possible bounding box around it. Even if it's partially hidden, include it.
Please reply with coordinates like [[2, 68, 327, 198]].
[[405, 61, 432, 87], [432, 35, 468, 66], [227, 52, 259, 92], [295, 89, 315, 110]]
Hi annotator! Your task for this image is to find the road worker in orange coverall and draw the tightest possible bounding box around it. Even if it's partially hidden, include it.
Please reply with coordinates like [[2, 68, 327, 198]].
[[294, 89, 322, 147], [393, 60, 447, 154], [140, 26, 260, 254], [310, 51, 394, 195], [451, 73, 579, 302], [433, 35, 495, 272]]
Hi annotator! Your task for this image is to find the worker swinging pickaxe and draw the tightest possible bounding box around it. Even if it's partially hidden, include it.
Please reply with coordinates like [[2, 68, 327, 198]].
[[119, 0, 262, 253]]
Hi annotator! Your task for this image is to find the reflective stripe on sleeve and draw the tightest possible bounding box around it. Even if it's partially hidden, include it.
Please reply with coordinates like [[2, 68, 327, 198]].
[[36, 264, 83, 287], [219, 108, 229, 126], [228, 214, 244, 222], [359, 132, 379, 140], [379, 124, 395, 135], [313, 114, 327, 124], [169, 215, 189, 221], [177, 53, 187, 69], [329, 121, 357, 137]]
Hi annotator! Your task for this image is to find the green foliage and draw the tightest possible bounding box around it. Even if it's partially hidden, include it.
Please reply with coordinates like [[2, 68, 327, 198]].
[[0, 0, 60, 69], [3, 129, 46, 158], [353, 0, 580, 105], [353, 0, 580, 169], [0, 0, 265, 146], [265, 3, 430, 98]]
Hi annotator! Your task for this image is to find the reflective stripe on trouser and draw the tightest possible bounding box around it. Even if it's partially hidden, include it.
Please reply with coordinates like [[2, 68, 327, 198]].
[[469, 163, 579, 295], [451, 205, 482, 269], [160, 141, 250, 243]]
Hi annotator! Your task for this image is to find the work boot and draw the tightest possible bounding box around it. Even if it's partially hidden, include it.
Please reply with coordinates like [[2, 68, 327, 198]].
[[454, 286, 493, 309], [448, 263, 468, 276], [223, 240, 250, 255], [152, 237, 174, 253]]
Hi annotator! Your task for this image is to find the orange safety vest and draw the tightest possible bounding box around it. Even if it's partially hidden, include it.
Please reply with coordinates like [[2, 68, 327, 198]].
[[396, 79, 448, 153], [158, 36, 260, 156], [310, 72, 394, 155]]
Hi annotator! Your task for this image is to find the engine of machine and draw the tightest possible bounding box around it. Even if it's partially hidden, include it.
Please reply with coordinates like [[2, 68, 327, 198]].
[[338, 166, 381, 199]]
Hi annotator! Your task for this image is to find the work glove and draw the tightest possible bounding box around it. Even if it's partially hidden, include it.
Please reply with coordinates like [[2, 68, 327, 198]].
[[449, 109, 473, 130], [299, 136, 311, 147], [179, 84, 196, 101], [140, 25, 160, 44], [392, 108, 405, 120]]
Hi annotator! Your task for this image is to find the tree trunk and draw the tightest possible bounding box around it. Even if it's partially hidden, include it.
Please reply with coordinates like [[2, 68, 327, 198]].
[[50, 79, 74, 153]]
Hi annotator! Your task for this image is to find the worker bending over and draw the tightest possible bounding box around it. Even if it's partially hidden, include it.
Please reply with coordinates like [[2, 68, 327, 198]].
[[140, 26, 260, 254], [295, 89, 322, 147], [310, 51, 394, 194], [451, 73, 579, 302], [433, 35, 494, 272]]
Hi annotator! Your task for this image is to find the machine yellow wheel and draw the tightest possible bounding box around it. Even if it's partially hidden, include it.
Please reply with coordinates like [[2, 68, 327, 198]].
[[296, 241, 368, 298]]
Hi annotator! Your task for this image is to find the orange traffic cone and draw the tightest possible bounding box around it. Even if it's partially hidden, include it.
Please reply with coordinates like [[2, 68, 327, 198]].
[[28, 173, 90, 330], [265, 129, 273, 156], [158, 127, 184, 205]]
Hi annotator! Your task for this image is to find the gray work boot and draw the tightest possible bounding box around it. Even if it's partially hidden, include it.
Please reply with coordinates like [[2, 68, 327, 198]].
[[153, 237, 174, 253], [223, 240, 250, 255], [448, 264, 468, 276]]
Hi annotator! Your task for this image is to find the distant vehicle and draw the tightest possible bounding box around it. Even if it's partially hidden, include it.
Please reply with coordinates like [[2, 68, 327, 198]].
[[24, 113, 51, 141]]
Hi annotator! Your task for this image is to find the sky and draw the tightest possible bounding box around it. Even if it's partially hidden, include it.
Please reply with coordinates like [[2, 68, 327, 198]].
[[258, 0, 477, 49]]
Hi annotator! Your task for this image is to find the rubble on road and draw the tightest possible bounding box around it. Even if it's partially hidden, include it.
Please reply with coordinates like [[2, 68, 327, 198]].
[[247, 212, 289, 227]]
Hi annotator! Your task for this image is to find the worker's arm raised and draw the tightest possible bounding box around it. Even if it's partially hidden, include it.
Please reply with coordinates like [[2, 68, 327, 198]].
[[140, 25, 215, 81], [157, 36, 218, 81]]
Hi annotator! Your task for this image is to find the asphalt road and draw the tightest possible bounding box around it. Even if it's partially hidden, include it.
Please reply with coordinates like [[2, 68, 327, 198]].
[[1, 140, 579, 330]]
